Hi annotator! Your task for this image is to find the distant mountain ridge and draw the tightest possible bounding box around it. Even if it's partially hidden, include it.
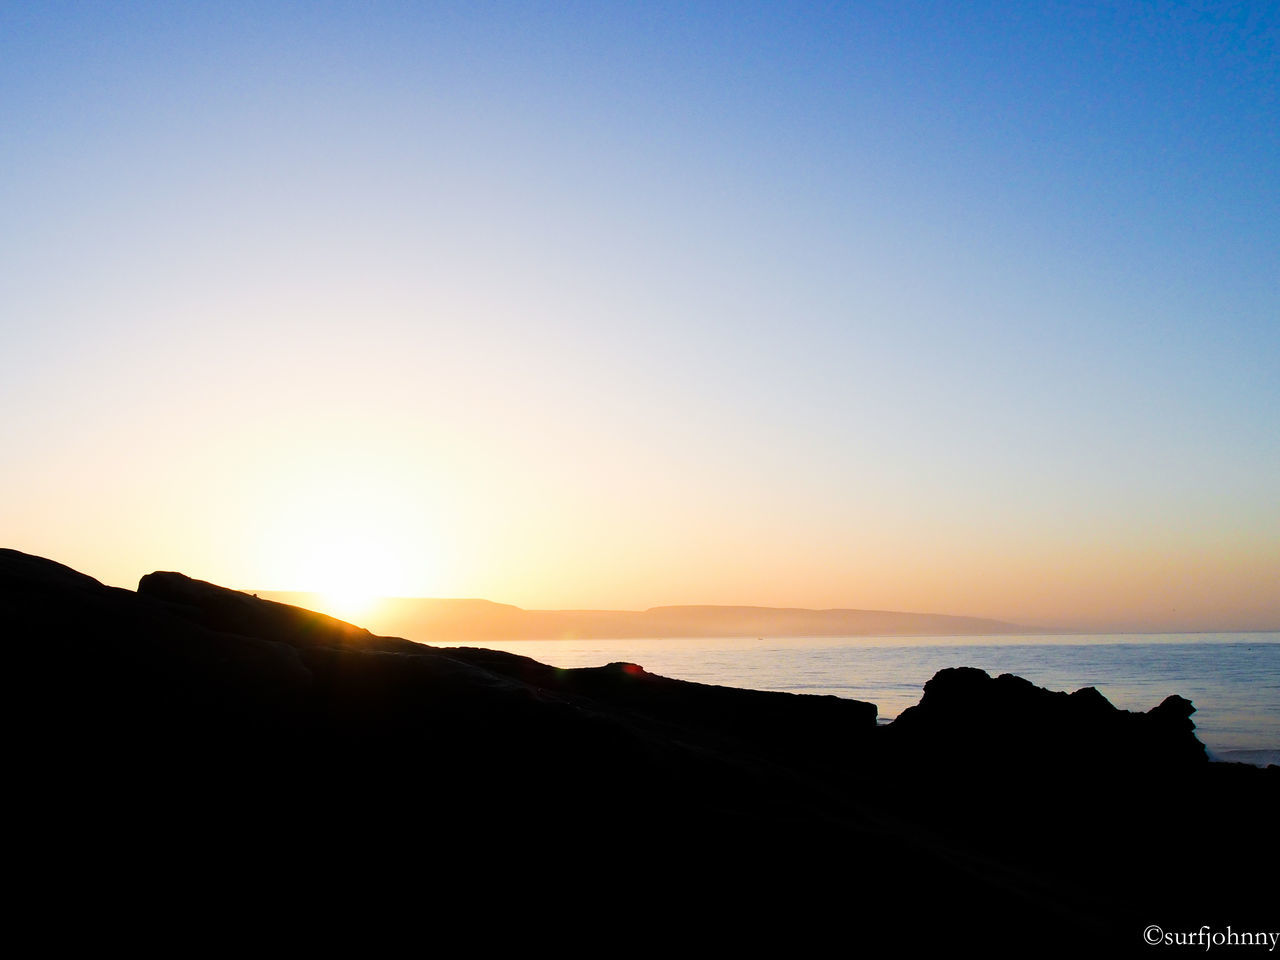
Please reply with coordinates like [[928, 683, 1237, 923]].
[[260, 592, 1034, 640]]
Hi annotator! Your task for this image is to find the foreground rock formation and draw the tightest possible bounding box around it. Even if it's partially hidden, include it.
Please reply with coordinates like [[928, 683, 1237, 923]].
[[4, 548, 1273, 953]]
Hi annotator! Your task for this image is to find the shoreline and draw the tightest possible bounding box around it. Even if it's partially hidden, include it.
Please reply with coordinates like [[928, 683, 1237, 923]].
[[458, 632, 1280, 762], [1209, 748, 1280, 768]]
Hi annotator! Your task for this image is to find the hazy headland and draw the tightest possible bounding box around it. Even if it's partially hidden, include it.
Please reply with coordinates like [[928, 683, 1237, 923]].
[[261, 592, 1035, 642]]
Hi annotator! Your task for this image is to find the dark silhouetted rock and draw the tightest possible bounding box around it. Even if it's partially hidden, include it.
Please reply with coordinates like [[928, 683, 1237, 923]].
[[3, 548, 1274, 953], [886, 666, 1207, 775]]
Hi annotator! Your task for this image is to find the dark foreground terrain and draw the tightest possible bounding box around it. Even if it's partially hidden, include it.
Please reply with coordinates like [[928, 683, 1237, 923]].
[[5, 548, 1274, 953]]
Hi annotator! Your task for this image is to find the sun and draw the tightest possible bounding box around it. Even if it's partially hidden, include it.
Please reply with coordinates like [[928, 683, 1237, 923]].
[[317, 591, 381, 623], [314, 576, 388, 624], [292, 529, 420, 623], [261, 523, 419, 625], [252, 462, 446, 624]]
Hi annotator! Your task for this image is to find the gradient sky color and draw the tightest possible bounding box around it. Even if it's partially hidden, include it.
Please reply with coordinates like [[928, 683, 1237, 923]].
[[3, 2, 1277, 631]]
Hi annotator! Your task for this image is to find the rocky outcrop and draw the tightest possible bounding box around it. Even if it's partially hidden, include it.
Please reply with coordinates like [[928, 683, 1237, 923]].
[[886, 665, 1207, 773]]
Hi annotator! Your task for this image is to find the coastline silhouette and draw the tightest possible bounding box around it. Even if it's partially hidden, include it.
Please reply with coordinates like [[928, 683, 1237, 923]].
[[5, 547, 1274, 951]]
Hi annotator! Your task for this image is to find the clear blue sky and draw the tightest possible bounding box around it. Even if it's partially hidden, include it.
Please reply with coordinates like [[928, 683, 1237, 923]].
[[2, 1, 1277, 630]]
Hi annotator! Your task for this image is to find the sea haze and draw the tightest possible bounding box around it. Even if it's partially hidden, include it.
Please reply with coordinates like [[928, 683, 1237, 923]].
[[447, 633, 1280, 765]]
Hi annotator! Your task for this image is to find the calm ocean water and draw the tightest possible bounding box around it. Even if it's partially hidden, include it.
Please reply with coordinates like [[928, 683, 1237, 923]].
[[454, 633, 1280, 766]]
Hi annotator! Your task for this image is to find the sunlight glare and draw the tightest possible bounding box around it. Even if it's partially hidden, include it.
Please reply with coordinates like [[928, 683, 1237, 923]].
[[256, 466, 440, 625]]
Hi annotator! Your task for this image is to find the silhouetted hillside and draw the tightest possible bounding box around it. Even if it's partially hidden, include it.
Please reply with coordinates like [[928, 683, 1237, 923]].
[[5, 547, 1272, 954]]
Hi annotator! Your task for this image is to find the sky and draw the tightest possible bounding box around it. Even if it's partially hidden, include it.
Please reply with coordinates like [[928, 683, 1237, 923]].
[[2, 1, 1277, 631]]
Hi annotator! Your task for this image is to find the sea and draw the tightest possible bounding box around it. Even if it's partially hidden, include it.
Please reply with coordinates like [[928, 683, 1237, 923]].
[[453, 633, 1280, 767]]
